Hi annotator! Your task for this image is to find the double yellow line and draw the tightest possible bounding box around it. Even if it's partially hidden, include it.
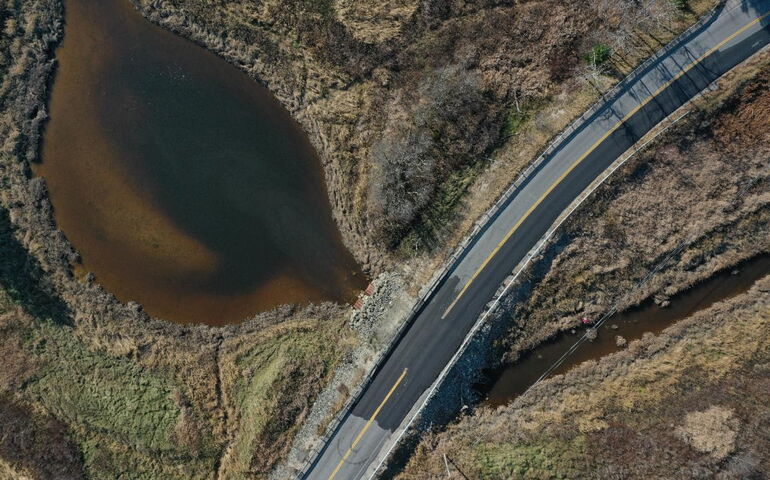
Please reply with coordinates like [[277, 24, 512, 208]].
[[327, 369, 408, 480], [441, 10, 770, 320], [322, 10, 770, 480]]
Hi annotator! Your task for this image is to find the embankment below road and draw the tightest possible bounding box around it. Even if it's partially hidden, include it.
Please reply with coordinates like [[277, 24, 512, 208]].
[[391, 47, 770, 480]]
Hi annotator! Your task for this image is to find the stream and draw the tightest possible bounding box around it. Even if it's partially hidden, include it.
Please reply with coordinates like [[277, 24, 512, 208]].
[[481, 253, 770, 406]]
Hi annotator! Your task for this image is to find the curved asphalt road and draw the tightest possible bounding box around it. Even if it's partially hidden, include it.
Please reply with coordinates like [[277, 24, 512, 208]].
[[302, 1, 770, 478]]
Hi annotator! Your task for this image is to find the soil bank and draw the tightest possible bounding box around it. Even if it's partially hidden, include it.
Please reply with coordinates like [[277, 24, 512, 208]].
[[482, 254, 770, 406]]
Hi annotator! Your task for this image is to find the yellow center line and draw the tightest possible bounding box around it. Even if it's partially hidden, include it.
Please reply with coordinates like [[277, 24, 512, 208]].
[[327, 368, 408, 480], [441, 11, 770, 320]]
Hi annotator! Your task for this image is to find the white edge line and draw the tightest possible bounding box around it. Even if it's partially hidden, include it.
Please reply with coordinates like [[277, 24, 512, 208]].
[[296, 4, 728, 475], [364, 108, 693, 480], [365, 1, 770, 470], [365, 3, 761, 475]]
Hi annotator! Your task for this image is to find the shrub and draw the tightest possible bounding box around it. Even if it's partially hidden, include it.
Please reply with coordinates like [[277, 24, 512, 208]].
[[672, 0, 689, 10], [369, 65, 502, 246], [584, 44, 612, 67], [368, 127, 436, 242]]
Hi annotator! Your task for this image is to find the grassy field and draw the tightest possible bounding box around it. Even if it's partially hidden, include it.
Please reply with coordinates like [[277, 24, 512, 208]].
[[0, 1, 362, 477], [217, 314, 357, 477], [0, 247, 351, 480], [0, 275, 353, 479]]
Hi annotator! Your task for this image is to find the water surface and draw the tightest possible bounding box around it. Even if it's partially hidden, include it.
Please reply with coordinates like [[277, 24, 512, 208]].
[[482, 254, 770, 406], [36, 0, 365, 325]]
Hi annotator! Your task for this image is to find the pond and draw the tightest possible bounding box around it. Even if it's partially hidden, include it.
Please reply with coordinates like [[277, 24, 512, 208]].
[[35, 0, 365, 325]]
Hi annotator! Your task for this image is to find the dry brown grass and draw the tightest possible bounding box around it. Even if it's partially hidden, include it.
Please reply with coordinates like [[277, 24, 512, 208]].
[[677, 406, 740, 461], [398, 276, 770, 479], [497, 52, 770, 362], [0, 393, 85, 480], [0, 0, 731, 477], [0, 2, 359, 475], [134, 0, 718, 271], [396, 51, 770, 480], [400, 0, 718, 292]]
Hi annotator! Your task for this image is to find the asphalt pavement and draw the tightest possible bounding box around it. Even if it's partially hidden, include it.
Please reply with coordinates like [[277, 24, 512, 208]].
[[301, 2, 770, 478]]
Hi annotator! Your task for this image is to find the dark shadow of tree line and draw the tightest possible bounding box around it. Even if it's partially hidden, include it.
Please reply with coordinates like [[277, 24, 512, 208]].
[[0, 206, 71, 325]]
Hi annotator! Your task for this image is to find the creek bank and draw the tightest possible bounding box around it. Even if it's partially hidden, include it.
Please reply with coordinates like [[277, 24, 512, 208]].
[[397, 274, 770, 478], [0, 0, 741, 477], [481, 253, 770, 406]]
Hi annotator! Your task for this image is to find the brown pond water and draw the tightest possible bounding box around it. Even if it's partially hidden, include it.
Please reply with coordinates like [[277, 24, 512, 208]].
[[35, 0, 365, 325], [482, 253, 770, 407]]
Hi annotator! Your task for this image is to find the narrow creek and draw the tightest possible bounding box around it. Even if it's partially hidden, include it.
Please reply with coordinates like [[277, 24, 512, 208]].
[[35, 0, 365, 325], [481, 253, 770, 406]]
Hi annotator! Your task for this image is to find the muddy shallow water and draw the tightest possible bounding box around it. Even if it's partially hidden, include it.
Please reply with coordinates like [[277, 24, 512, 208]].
[[35, 0, 365, 325], [481, 253, 770, 406]]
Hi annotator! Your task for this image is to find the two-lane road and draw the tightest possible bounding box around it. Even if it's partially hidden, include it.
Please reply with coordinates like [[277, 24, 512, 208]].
[[302, 1, 770, 478]]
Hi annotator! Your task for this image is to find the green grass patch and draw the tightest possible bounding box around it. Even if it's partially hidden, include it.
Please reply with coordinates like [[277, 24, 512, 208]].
[[228, 341, 287, 476], [23, 323, 180, 453], [503, 96, 550, 138], [672, 0, 689, 10], [473, 435, 587, 480], [78, 432, 207, 480], [225, 328, 346, 476], [584, 44, 612, 67]]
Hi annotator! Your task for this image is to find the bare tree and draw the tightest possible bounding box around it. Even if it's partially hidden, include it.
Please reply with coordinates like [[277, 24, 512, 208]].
[[367, 64, 501, 244], [368, 126, 436, 239]]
